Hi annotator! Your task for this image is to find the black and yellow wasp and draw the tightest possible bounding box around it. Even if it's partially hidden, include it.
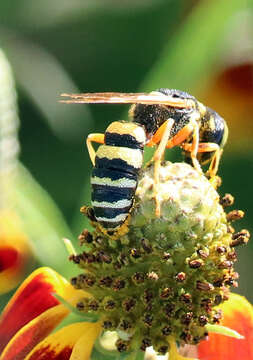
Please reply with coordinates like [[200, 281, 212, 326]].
[[61, 89, 228, 236]]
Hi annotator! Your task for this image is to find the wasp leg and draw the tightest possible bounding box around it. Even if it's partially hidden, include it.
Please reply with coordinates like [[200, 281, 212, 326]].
[[147, 118, 175, 217], [208, 148, 223, 178], [145, 119, 173, 147], [86, 133, 105, 165], [166, 119, 202, 174], [182, 142, 221, 177], [189, 120, 202, 174], [165, 124, 193, 149]]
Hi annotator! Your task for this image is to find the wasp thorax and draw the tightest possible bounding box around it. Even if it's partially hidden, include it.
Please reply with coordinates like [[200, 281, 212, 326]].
[[72, 162, 248, 354]]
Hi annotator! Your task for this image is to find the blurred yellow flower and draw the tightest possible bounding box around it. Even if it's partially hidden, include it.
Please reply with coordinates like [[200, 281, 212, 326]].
[[201, 62, 253, 149], [0, 210, 33, 294]]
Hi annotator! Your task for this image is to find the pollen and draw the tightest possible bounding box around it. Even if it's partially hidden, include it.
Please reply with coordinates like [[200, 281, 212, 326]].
[[71, 161, 249, 354]]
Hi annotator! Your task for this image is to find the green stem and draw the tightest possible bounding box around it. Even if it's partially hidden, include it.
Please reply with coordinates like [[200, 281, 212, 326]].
[[125, 350, 144, 360]]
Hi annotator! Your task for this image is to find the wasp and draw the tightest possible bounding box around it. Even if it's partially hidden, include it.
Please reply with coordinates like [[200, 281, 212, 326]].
[[61, 89, 228, 236]]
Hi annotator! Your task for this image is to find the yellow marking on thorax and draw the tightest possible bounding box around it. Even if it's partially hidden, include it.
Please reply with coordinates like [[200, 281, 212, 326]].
[[96, 145, 143, 168], [221, 121, 228, 148], [197, 101, 207, 117], [106, 121, 146, 144], [208, 116, 216, 132]]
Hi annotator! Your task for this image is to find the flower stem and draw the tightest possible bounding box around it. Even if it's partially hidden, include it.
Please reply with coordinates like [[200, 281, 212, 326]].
[[126, 350, 144, 360]]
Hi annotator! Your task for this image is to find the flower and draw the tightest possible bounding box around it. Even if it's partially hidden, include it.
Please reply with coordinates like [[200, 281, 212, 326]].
[[0, 268, 252, 360], [0, 162, 252, 360], [197, 293, 253, 360], [0, 267, 101, 360], [0, 210, 33, 295], [73, 162, 250, 354], [0, 48, 34, 295], [200, 62, 253, 150]]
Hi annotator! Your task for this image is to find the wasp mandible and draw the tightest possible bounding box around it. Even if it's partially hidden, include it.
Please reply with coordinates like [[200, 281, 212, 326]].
[[61, 89, 228, 236]]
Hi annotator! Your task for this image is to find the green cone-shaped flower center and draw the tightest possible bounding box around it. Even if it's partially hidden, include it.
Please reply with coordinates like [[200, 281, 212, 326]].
[[71, 162, 245, 354]]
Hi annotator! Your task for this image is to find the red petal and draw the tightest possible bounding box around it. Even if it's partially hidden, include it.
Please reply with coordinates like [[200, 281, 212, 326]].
[[198, 293, 253, 360], [0, 247, 19, 272], [0, 267, 71, 353], [27, 346, 72, 360]]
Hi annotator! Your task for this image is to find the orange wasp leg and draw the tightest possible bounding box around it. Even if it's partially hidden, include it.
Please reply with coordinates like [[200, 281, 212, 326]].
[[183, 142, 221, 178], [147, 118, 175, 217], [146, 118, 174, 147], [166, 119, 202, 174], [86, 133, 105, 165], [166, 123, 194, 148]]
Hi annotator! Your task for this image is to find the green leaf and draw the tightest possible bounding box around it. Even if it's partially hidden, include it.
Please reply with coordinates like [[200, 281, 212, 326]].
[[10, 163, 75, 277], [63, 238, 77, 256], [91, 347, 125, 360], [53, 293, 99, 322], [71, 177, 93, 239], [206, 323, 244, 339], [142, 0, 248, 91], [126, 351, 144, 360]]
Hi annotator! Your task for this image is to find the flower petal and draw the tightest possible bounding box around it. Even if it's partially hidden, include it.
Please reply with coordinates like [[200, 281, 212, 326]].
[[0, 267, 77, 353], [198, 293, 253, 360], [0, 304, 69, 360], [169, 338, 197, 360], [0, 210, 32, 294], [69, 323, 101, 360], [23, 322, 101, 360]]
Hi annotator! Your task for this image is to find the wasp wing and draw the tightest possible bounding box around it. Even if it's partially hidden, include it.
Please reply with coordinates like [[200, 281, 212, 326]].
[[60, 92, 194, 108]]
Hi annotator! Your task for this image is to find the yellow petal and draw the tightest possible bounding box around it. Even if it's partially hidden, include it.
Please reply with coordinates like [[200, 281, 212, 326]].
[[24, 322, 101, 360], [70, 323, 102, 360], [0, 266, 87, 354]]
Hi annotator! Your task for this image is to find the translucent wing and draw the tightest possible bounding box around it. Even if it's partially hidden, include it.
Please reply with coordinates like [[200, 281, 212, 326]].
[[60, 92, 195, 108]]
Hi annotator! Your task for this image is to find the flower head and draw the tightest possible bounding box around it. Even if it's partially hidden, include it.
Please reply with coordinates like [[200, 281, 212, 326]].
[[0, 162, 252, 360], [71, 161, 251, 357]]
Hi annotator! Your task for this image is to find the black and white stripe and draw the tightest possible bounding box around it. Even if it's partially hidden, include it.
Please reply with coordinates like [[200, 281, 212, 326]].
[[105, 132, 144, 150], [91, 121, 145, 229]]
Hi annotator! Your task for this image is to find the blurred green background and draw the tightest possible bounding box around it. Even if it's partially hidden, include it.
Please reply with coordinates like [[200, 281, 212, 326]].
[[0, 0, 253, 309]]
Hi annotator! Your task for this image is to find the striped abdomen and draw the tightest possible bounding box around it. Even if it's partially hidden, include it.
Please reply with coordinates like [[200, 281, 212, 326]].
[[91, 121, 146, 229]]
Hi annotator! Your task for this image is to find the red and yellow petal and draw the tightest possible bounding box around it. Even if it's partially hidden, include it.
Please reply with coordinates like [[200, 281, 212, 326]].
[[198, 293, 253, 360], [0, 304, 69, 360], [23, 322, 101, 360], [0, 267, 80, 353], [0, 210, 32, 294]]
